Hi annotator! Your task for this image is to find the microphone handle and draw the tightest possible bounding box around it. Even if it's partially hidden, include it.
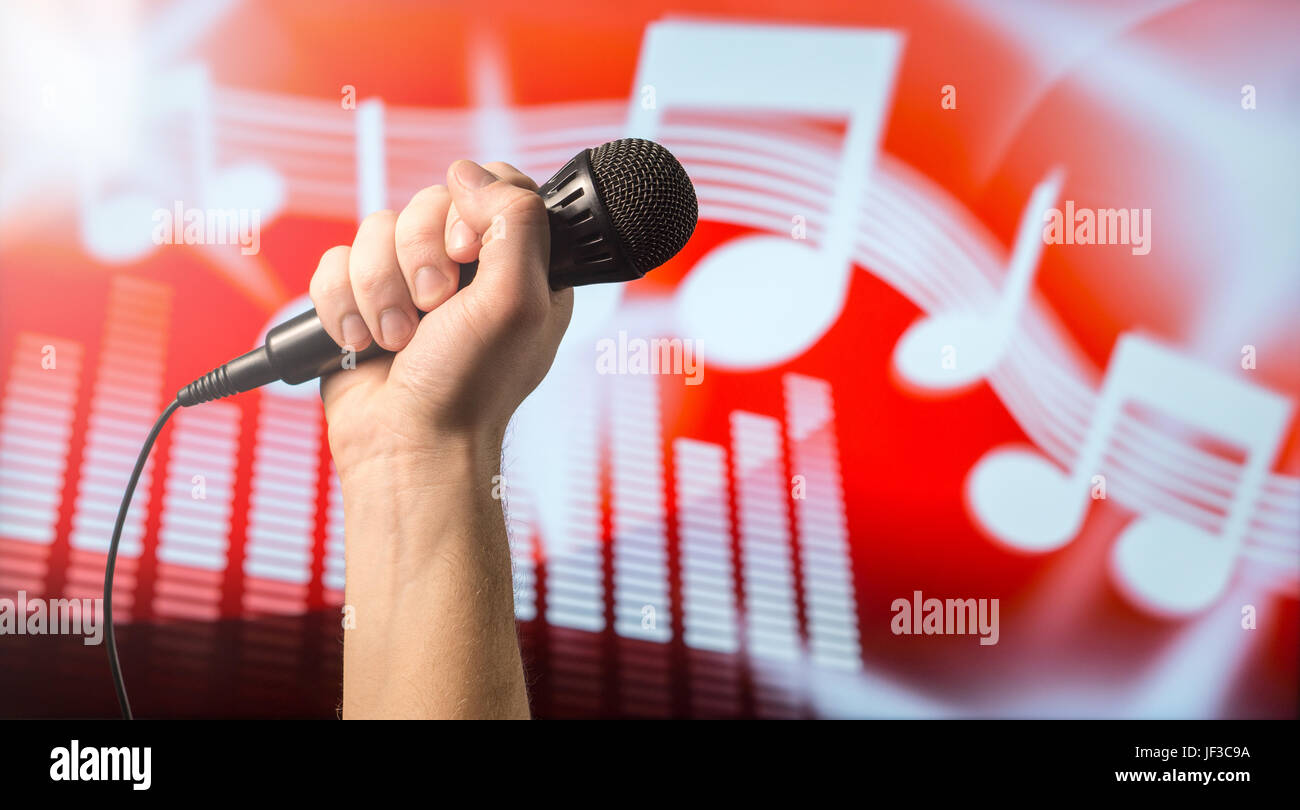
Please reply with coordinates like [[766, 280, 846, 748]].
[[274, 261, 478, 383], [177, 262, 477, 406]]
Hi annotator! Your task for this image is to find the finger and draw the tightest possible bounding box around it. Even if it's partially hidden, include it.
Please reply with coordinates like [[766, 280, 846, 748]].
[[444, 160, 551, 301], [394, 184, 460, 312], [349, 210, 420, 351], [482, 161, 540, 193], [308, 245, 370, 352], [443, 165, 493, 266], [443, 162, 541, 265]]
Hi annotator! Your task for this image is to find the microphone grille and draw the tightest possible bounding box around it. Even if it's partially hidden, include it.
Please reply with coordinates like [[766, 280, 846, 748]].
[[587, 138, 698, 276]]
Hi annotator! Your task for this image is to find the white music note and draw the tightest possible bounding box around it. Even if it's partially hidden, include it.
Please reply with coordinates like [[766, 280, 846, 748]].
[[628, 20, 901, 370], [966, 333, 1291, 615], [892, 169, 1062, 392], [79, 63, 284, 262], [178, 65, 285, 219]]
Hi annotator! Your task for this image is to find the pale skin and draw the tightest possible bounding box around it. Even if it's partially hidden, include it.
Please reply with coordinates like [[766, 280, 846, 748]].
[[309, 159, 572, 719]]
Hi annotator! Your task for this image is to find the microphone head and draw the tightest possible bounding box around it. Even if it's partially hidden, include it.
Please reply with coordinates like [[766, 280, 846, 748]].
[[538, 138, 697, 288], [587, 138, 698, 276]]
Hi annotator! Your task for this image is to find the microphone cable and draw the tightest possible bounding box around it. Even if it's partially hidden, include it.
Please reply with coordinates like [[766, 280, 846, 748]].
[[105, 398, 181, 720]]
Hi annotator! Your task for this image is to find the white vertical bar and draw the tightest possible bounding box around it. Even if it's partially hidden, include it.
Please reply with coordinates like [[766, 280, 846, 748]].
[[544, 372, 604, 632], [153, 402, 240, 621], [67, 277, 171, 611], [784, 374, 861, 671], [156, 402, 240, 572], [732, 410, 802, 716], [70, 277, 171, 557], [675, 437, 742, 716], [674, 438, 737, 652], [611, 373, 670, 642], [0, 335, 82, 548], [731, 412, 799, 660], [242, 393, 319, 614], [355, 98, 387, 221], [468, 25, 517, 165], [0, 334, 82, 596]]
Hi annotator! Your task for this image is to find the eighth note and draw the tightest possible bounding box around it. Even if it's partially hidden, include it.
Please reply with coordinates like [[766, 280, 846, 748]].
[[892, 169, 1063, 392], [627, 20, 901, 370]]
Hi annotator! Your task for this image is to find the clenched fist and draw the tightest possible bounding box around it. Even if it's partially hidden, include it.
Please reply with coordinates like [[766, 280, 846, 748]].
[[311, 159, 572, 471]]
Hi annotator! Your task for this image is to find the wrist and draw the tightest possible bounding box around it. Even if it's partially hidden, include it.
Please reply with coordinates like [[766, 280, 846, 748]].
[[338, 438, 504, 561], [333, 423, 504, 491]]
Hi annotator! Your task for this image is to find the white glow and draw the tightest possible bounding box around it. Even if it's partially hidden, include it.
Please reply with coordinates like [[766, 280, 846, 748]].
[[0, 3, 141, 184]]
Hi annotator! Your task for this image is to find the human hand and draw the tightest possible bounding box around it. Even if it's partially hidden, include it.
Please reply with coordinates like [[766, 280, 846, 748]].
[[309, 160, 573, 476]]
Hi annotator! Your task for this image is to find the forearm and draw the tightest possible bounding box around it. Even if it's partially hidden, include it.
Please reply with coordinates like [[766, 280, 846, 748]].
[[338, 445, 529, 719]]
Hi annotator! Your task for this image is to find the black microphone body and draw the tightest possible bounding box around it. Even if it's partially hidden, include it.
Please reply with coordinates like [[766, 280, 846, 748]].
[[178, 140, 697, 407]]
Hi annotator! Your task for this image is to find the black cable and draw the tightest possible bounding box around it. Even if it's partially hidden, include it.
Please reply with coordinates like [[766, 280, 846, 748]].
[[105, 397, 181, 720]]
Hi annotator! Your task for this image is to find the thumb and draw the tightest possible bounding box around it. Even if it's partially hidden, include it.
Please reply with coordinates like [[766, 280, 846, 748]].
[[445, 160, 551, 301]]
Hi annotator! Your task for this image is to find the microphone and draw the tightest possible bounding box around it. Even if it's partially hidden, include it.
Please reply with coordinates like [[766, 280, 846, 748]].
[[176, 138, 698, 407]]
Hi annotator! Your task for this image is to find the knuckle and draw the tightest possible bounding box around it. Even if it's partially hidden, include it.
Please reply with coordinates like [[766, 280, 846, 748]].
[[408, 184, 449, 207], [310, 247, 350, 298], [395, 220, 443, 258], [350, 263, 393, 298], [483, 159, 533, 184], [357, 209, 397, 237], [496, 188, 547, 227], [483, 162, 538, 190], [322, 244, 351, 263], [400, 187, 450, 247]]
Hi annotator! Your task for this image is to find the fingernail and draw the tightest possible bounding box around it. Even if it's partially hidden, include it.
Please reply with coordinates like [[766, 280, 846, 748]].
[[453, 160, 497, 189], [414, 267, 445, 306], [449, 219, 477, 251], [341, 313, 368, 347], [380, 308, 413, 346]]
